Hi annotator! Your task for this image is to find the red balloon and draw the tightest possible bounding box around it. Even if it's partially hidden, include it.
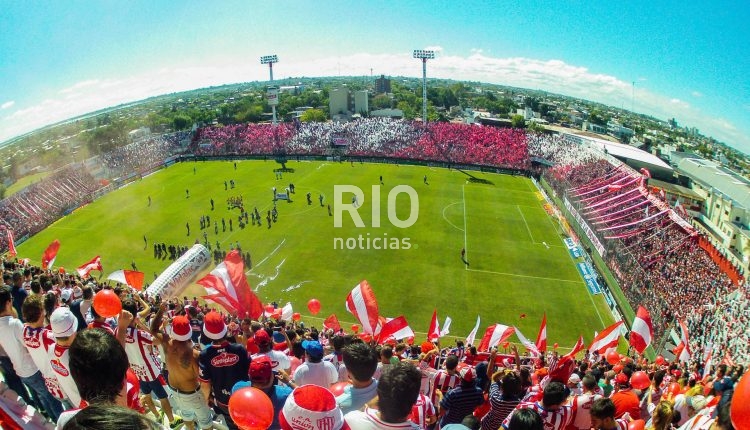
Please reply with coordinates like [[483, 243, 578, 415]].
[[406, 336, 415, 345], [358, 333, 372, 342], [264, 304, 274, 314], [553, 342, 559, 349], [606, 350, 620, 365], [330, 382, 350, 397], [731, 371, 750, 429], [58, 267, 66, 274], [631, 371, 651, 390], [502, 341, 510, 349], [628, 419, 645, 430], [229, 387, 274, 430], [613, 364, 624, 373], [655, 355, 665, 365], [93, 289, 122, 318], [272, 309, 282, 320], [351, 324, 360, 333], [292, 312, 301, 321], [666, 382, 681, 397], [307, 299, 321, 315]]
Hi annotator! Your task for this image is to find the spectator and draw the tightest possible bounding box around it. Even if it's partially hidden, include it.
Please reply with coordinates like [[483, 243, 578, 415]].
[[336, 342, 379, 413]]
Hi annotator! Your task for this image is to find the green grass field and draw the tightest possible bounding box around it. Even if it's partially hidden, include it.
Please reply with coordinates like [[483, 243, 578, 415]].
[[6, 171, 52, 197], [16, 160, 614, 348]]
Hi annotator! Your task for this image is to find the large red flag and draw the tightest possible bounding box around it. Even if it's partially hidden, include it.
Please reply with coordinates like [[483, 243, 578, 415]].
[[477, 324, 515, 352], [42, 239, 61, 270], [378, 316, 415, 344], [588, 321, 624, 353], [323, 314, 341, 332], [197, 250, 263, 319], [629, 306, 653, 354], [107, 269, 145, 290], [345, 280, 380, 335], [535, 313, 547, 353], [427, 309, 440, 342], [6, 230, 16, 258], [76, 256, 102, 278]]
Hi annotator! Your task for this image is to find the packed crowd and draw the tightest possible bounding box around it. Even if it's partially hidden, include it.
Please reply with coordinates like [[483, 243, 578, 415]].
[[0, 257, 745, 430], [101, 134, 181, 178], [0, 167, 99, 248], [542, 157, 747, 365], [191, 119, 529, 169]]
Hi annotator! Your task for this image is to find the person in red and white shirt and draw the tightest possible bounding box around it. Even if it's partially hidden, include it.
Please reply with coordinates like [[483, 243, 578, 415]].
[[502, 381, 573, 430], [21, 295, 67, 410], [409, 393, 436, 430], [48, 307, 83, 409], [56, 322, 147, 429], [567, 374, 603, 430], [116, 299, 179, 427]]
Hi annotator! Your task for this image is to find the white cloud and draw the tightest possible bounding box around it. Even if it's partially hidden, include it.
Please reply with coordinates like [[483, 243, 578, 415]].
[[1, 101, 14, 109], [424, 45, 444, 53], [1, 52, 748, 153], [691, 91, 703, 98]]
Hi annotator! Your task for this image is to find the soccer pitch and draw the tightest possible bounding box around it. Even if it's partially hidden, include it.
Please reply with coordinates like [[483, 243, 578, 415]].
[[17, 160, 613, 346]]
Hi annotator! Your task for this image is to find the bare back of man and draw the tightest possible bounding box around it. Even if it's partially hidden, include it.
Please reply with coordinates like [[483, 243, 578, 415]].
[[165, 339, 200, 392]]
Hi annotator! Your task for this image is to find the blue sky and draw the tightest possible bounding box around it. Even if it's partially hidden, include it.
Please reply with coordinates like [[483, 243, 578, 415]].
[[1, 1, 749, 153]]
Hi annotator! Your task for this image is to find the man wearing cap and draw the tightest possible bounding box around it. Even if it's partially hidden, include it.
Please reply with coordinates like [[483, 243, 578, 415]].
[[151, 303, 213, 430], [280, 384, 347, 430], [48, 306, 83, 408], [0, 285, 64, 421], [293, 340, 338, 388], [199, 311, 250, 429], [252, 328, 291, 374], [233, 355, 292, 429], [609, 373, 640, 419], [438, 365, 484, 428]]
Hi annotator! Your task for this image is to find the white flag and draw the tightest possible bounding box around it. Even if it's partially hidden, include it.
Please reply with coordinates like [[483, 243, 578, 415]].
[[281, 302, 294, 321], [440, 316, 452, 337], [465, 316, 481, 347]]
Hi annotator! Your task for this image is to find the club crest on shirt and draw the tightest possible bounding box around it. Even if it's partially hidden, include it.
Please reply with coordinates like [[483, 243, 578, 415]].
[[50, 359, 69, 376], [211, 352, 239, 367]]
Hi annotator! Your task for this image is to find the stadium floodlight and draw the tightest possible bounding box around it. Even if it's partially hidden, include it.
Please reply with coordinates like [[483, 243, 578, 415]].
[[260, 54, 279, 125], [413, 50, 435, 123]]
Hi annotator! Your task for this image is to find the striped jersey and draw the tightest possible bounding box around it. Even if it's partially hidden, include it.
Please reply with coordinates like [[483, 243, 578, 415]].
[[23, 325, 66, 399], [430, 369, 460, 404], [481, 383, 521, 430], [502, 401, 573, 430], [568, 392, 602, 430], [49, 343, 82, 407], [117, 326, 163, 381], [409, 393, 435, 430]]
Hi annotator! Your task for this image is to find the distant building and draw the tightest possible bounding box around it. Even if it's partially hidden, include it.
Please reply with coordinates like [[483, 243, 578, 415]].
[[128, 127, 150, 142], [375, 75, 391, 94], [677, 157, 750, 271], [329, 88, 350, 117], [354, 90, 369, 115], [607, 121, 635, 140]]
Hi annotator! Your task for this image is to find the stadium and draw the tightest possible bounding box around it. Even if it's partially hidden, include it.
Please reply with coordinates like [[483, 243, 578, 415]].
[[1, 117, 748, 428], [1, 3, 748, 428]]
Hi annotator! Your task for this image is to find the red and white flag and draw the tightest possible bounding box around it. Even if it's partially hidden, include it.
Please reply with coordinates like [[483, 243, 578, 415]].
[[6, 230, 16, 258], [535, 313, 547, 353], [563, 335, 585, 359], [281, 302, 294, 321], [323, 314, 341, 332], [465, 316, 481, 347], [427, 309, 441, 342], [42, 239, 61, 270], [477, 324, 515, 352], [107, 269, 145, 290], [514, 326, 540, 356], [197, 250, 263, 319], [675, 319, 691, 363], [702, 344, 713, 379], [76, 256, 102, 278], [588, 321, 624, 353], [345, 280, 380, 335], [629, 306, 653, 354], [378, 316, 415, 344]]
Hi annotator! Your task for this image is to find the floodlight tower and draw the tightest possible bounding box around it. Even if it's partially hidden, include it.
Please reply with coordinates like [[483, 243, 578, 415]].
[[260, 54, 279, 125], [413, 49, 435, 123]]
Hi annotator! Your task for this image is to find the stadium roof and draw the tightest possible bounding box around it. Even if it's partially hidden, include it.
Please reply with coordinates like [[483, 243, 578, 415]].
[[560, 131, 672, 171], [649, 179, 703, 200], [677, 157, 750, 209]]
